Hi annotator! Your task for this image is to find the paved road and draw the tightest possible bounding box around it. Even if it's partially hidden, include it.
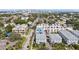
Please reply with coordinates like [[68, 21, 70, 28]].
[[22, 30, 34, 50], [22, 17, 39, 50], [22, 17, 43, 50], [32, 17, 40, 27], [30, 35, 35, 50]]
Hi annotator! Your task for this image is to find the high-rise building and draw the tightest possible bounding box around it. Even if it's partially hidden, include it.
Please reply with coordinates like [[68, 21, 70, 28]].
[[36, 25, 47, 44]]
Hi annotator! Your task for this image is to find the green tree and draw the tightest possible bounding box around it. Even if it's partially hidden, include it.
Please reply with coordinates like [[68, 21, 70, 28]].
[[73, 21, 79, 30], [15, 41, 23, 49], [14, 19, 28, 24], [52, 43, 65, 50], [0, 30, 5, 39], [48, 20, 55, 25], [5, 24, 14, 32], [0, 22, 4, 27], [72, 44, 79, 50], [0, 14, 11, 17]]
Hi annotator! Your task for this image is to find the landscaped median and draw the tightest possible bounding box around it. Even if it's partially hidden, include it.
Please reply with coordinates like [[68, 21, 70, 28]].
[[26, 29, 34, 49], [26, 29, 32, 35], [28, 33, 34, 50]]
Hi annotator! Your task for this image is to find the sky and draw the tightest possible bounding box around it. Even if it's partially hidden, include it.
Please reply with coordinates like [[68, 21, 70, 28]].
[[0, 0, 79, 9]]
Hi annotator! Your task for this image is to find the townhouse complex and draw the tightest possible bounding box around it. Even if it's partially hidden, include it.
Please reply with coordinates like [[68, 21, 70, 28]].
[[36, 23, 79, 45]]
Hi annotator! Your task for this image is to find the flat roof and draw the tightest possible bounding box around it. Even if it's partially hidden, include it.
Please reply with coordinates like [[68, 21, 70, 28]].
[[72, 30, 79, 37], [59, 30, 79, 40], [49, 34, 62, 41]]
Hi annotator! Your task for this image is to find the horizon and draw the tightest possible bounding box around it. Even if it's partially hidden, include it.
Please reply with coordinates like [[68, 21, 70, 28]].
[[0, 9, 79, 13]]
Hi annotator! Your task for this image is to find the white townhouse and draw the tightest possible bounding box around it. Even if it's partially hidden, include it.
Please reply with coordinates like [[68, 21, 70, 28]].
[[59, 30, 79, 45], [49, 34, 62, 44], [37, 23, 65, 34]]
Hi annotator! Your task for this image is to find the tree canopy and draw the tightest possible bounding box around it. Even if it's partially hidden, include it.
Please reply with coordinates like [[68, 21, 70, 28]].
[[5, 24, 14, 32]]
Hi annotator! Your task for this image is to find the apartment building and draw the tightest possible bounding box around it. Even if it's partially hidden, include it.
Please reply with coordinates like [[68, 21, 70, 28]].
[[21, 16, 29, 20], [12, 24, 28, 35], [36, 25, 47, 44]]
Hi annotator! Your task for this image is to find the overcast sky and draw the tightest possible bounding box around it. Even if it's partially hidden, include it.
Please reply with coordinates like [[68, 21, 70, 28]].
[[0, 0, 79, 9]]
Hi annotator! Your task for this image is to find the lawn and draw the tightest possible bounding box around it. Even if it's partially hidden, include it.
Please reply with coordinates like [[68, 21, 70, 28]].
[[52, 43, 65, 50]]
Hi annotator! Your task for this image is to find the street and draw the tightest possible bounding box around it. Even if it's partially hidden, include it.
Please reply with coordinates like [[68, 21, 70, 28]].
[[22, 30, 34, 50]]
